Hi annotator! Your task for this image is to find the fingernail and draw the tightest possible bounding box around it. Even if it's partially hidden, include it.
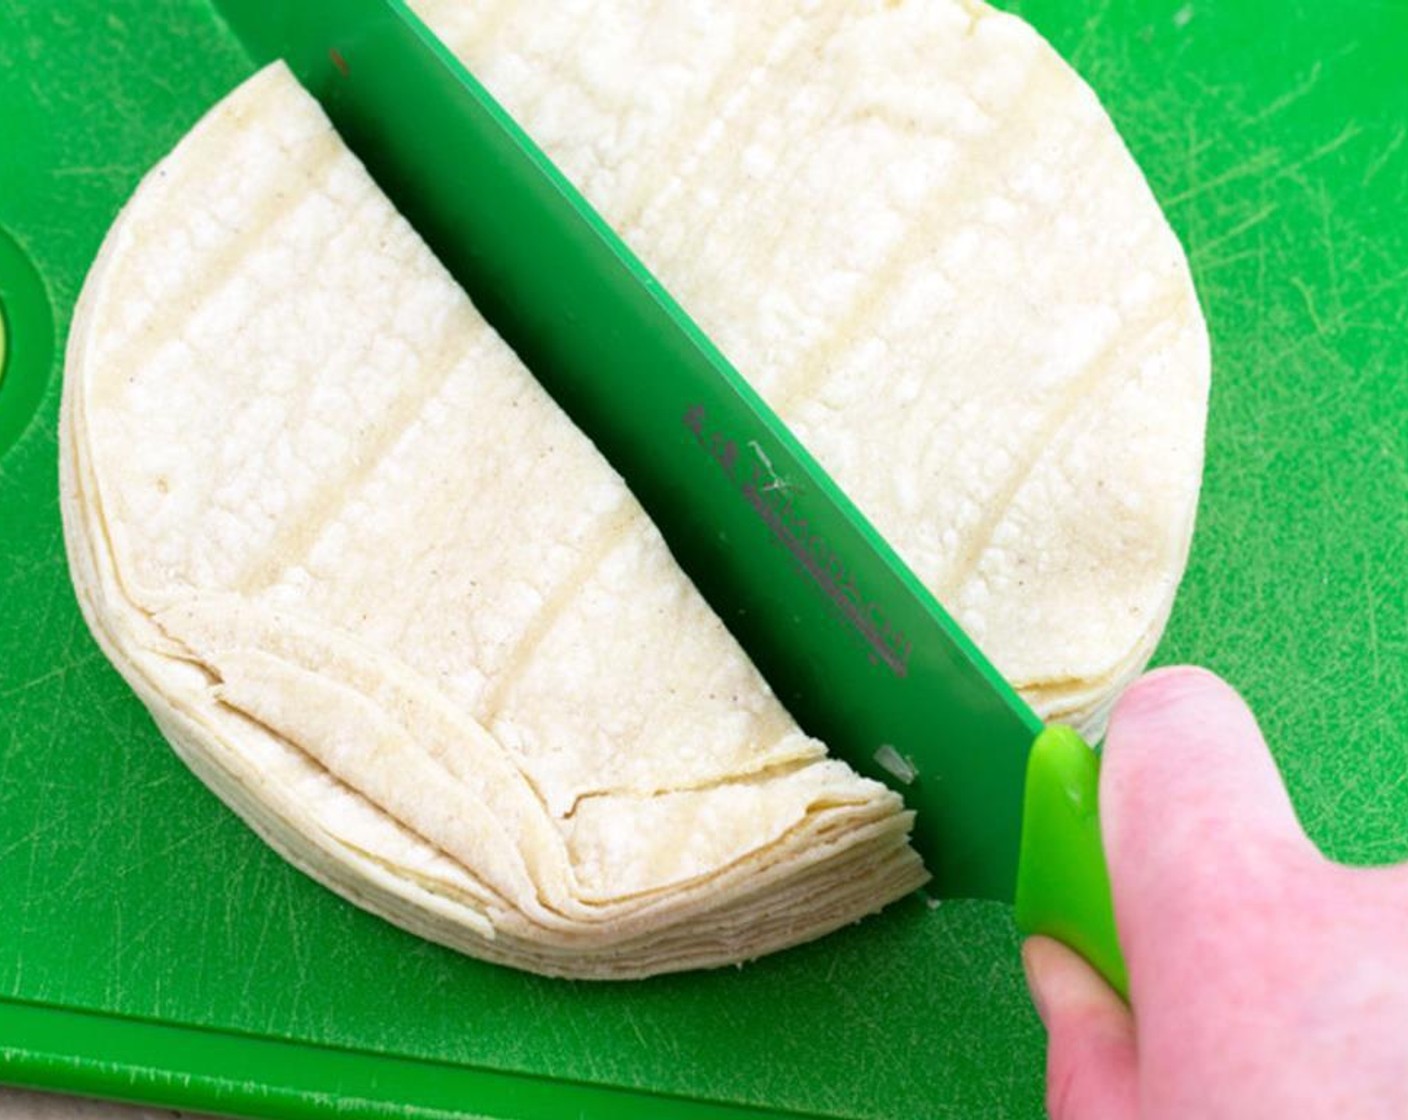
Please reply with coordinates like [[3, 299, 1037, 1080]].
[[1021, 938, 1050, 1027]]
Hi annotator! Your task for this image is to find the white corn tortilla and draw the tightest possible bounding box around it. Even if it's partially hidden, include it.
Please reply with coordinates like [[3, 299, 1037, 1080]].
[[62, 0, 1209, 978], [413, 0, 1211, 733], [61, 63, 924, 979]]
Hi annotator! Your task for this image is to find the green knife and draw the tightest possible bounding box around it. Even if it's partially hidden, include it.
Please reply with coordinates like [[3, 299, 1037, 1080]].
[[213, 0, 1128, 997]]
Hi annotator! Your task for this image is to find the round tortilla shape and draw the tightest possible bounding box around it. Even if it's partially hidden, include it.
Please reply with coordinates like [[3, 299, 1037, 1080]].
[[60, 63, 925, 979], [413, 0, 1212, 736], [63, 0, 1210, 978]]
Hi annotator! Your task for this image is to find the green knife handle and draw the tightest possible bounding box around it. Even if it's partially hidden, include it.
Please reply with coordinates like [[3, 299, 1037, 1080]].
[[1014, 725, 1129, 999]]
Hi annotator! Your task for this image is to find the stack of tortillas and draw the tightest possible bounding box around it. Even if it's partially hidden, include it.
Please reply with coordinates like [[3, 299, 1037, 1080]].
[[60, 0, 1208, 978]]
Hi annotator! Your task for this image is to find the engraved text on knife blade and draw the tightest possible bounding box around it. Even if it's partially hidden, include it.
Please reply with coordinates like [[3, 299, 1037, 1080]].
[[683, 403, 912, 677]]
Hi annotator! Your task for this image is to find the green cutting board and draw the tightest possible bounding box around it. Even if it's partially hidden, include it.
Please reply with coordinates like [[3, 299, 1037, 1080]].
[[2, 2, 1405, 1117]]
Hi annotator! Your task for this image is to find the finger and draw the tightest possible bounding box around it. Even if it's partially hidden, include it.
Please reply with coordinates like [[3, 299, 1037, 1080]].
[[1100, 666, 1317, 987], [1024, 936, 1137, 1120]]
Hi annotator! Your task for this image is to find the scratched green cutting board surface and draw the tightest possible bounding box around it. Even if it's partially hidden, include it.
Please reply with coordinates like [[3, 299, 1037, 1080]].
[[1, 2, 1406, 1118]]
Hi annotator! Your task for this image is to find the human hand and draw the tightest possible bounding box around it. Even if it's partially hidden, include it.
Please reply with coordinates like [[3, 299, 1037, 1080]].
[[1022, 666, 1408, 1120]]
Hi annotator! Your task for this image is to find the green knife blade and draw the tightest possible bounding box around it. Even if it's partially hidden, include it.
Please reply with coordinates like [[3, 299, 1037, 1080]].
[[212, 0, 1125, 989]]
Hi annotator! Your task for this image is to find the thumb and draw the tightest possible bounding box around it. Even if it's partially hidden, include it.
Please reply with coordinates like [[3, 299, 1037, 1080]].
[[1024, 936, 1137, 1120], [1104, 666, 1308, 853], [1101, 666, 1316, 991]]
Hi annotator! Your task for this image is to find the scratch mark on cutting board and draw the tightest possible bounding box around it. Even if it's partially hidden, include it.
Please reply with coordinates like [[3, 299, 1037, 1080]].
[[1165, 149, 1281, 208], [1169, 124, 1362, 212], [51, 162, 145, 182], [1190, 247, 1263, 275], [1249, 60, 1324, 125], [1314, 179, 1348, 333], [0, 809, 70, 864], [111, 816, 229, 880], [1362, 124, 1406, 187], [1363, 557, 1383, 689], [1267, 262, 1408, 364], [1190, 202, 1279, 260], [1290, 277, 1327, 336], [0, 653, 103, 702], [1280, 123, 1365, 185], [623, 1007, 650, 1051]]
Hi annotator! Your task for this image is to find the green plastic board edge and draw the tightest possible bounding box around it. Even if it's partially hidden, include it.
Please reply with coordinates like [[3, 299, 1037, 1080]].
[[0, 996, 833, 1120]]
